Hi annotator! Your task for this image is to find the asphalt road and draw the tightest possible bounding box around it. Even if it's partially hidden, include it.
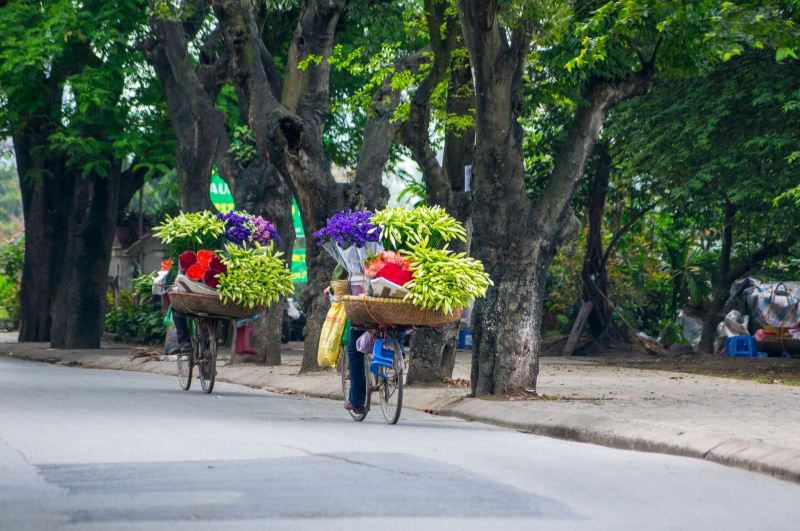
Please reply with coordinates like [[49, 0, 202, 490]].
[[1, 357, 799, 531]]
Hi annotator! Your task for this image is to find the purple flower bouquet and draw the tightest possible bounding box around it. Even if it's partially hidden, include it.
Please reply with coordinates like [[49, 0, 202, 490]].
[[217, 211, 281, 247], [313, 209, 382, 273]]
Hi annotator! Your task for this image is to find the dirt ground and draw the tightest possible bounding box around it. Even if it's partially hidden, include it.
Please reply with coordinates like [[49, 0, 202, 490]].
[[600, 354, 800, 386], [539, 337, 800, 387]]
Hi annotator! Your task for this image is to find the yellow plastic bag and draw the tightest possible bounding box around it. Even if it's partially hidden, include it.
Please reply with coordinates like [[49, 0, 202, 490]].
[[317, 302, 346, 368]]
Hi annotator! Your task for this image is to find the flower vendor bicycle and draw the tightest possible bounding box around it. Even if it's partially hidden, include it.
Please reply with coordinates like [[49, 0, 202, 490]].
[[340, 327, 406, 424]]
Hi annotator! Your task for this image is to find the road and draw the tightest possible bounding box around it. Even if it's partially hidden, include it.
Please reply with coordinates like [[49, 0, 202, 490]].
[[1, 357, 798, 531]]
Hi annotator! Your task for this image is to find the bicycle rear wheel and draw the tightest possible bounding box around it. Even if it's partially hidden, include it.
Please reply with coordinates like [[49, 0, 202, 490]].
[[198, 320, 218, 394], [339, 350, 367, 422], [377, 335, 403, 424]]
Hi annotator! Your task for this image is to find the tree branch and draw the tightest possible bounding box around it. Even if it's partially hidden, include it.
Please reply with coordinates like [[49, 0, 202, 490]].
[[601, 202, 656, 266], [726, 235, 798, 282]]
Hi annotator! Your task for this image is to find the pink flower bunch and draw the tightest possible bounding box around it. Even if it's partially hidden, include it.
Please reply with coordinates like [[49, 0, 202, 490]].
[[364, 251, 411, 277]]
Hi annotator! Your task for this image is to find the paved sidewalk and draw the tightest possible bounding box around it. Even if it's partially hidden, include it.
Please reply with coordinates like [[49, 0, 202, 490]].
[[2, 336, 799, 483]]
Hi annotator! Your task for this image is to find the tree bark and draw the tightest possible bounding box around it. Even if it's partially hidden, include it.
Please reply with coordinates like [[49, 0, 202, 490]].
[[457, 0, 655, 395], [14, 134, 71, 342], [50, 168, 122, 348], [233, 159, 295, 365]]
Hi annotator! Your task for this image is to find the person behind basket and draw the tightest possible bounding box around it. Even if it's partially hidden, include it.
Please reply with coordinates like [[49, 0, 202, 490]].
[[344, 328, 368, 415]]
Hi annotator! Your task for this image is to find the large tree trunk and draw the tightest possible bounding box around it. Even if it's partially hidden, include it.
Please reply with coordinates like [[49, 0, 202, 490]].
[[50, 169, 122, 348], [581, 142, 614, 338], [234, 160, 295, 365], [14, 134, 70, 342], [471, 262, 551, 394]]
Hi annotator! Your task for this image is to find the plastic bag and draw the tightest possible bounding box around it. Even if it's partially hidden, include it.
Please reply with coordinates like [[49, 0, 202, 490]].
[[317, 302, 346, 368], [356, 331, 375, 355]]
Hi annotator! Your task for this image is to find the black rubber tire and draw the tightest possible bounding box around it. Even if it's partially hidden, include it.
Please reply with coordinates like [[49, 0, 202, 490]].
[[378, 335, 403, 425], [199, 320, 218, 394], [177, 344, 193, 391]]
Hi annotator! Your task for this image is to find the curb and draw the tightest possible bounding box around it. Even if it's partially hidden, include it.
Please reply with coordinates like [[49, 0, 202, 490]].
[[3, 347, 799, 484]]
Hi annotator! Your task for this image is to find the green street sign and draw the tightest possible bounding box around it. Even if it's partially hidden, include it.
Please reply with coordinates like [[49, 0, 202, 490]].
[[210, 171, 307, 284], [292, 197, 304, 237], [210, 173, 235, 213]]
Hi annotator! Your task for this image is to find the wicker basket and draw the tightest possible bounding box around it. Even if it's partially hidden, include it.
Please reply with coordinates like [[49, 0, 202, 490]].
[[331, 280, 350, 297], [340, 295, 462, 327], [169, 291, 258, 319]]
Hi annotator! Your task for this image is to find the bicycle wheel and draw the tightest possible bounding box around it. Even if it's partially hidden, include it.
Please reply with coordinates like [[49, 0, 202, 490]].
[[199, 320, 218, 394], [377, 335, 403, 425], [177, 328, 193, 390], [339, 350, 367, 422]]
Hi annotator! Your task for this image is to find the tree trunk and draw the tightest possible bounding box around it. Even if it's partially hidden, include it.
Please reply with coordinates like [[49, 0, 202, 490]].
[[233, 160, 295, 365], [699, 200, 735, 354], [406, 324, 459, 385], [581, 142, 613, 338], [471, 262, 549, 395], [50, 169, 122, 348], [14, 134, 70, 343]]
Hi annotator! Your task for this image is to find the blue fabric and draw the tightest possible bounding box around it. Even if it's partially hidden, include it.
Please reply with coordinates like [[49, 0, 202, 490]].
[[348, 329, 367, 407]]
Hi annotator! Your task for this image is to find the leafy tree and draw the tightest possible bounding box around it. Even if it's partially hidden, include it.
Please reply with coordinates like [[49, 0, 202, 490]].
[[0, 0, 173, 346], [456, 0, 797, 395], [609, 51, 800, 352]]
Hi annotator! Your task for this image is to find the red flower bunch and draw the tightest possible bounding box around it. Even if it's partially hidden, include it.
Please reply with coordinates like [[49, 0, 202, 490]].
[[160, 259, 173, 271], [178, 250, 227, 288], [365, 251, 413, 286]]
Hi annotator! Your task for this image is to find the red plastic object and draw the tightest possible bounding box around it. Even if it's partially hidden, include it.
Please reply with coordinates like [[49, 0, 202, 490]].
[[235, 325, 259, 355]]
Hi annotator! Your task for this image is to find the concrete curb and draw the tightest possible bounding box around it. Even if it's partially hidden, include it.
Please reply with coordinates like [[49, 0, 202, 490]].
[[3, 346, 799, 484]]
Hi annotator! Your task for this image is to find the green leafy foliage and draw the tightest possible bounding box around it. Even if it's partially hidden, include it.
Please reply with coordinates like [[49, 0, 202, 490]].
[[371, 205, 467, 251], [401, 239, 492, 314], [153, 211, 226, 258], [0, 237, 23, 320], [105, 291, 166, 345], [217, 242, 294, 308], [131, 273, 156, 303], [229, 125, 258, 164]]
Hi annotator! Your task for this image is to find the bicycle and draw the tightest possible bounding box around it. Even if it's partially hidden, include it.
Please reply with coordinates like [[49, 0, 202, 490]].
[[177, 317, 221, 394], [340, 327, 407, 424]]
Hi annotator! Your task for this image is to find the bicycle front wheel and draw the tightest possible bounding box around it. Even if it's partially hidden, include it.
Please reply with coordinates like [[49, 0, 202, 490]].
[[377, 335, 403, 425], [198, 320, 218, 394], [177, 345, 193, 391]]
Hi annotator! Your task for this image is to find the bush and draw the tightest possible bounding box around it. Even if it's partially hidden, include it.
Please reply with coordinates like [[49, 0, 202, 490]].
[[0, 238, 23, 321], [105, 290, 166, 345]]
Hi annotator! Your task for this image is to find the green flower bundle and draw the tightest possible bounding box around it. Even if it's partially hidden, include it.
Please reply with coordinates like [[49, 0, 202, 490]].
[[216, 242, 294, 308], [401, 239, 492, 314], [371, 205, 466, 251], [153, 211, 226, 259]]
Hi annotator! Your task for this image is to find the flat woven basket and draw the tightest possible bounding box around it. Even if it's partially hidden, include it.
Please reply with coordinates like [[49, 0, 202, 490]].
[[169, 292, 258, 319], [340, 295, 462, 327]]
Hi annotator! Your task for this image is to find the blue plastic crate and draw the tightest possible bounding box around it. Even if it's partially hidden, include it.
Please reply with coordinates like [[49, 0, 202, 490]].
[[370, 339, 395, 376], [724, 336, 767, 358]]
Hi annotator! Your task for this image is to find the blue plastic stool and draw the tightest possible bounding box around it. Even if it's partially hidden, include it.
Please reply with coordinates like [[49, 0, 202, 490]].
[[370, 339, 395, 376], [724, 336, 766, 358], [457, 328, 472, 349]]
